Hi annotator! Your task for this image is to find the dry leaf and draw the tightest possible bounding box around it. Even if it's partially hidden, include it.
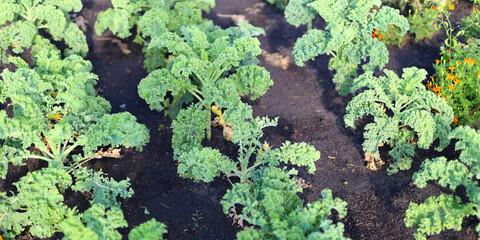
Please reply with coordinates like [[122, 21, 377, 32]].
[[217, 13, 249, 24], [95, 147, 122, 159], [261, 50, 291, 70], [292, 176, 312, 189]]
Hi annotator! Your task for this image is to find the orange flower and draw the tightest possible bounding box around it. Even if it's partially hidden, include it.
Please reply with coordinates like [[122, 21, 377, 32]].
[[435, 92, 442, 96], [426, 82, 433, 87], [478, 72, 480, 77], [432, 85, 442, 92], [435, 59, 441, 64], [456, 61, 461, 65], [453, 78, 461, 84], [449, 4, 455, 10], [446, 73, 456, 80], [473, 7, 477, 11], [442, 96, 447, 101], [447, 50, 453, 53], [448, 66, 456, 71], [372, 29, 378, 37], [448, 84, 455, 90], [431, 6, 436, 9], [377, 35, 383, 39], [453, 116, 458, 124], [464, 58, 477, 64]]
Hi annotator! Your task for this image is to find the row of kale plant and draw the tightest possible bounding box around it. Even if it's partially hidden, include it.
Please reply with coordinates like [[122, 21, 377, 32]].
[[281, 0, 480, 239], [94, 0, 350, 239], [0, 0, 166, 238]]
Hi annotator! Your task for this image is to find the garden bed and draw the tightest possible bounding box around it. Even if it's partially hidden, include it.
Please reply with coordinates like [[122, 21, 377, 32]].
[[1, 0, 478, 239]]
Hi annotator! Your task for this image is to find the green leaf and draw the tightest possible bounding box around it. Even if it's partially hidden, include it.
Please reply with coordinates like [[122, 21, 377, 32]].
[[128, 219, 167, 240]]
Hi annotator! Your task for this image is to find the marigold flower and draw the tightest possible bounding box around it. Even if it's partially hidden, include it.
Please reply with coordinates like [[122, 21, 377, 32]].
[[431, 6, 436, 9], [432, 85, 442, 92], [478, 72, 480, 77], [442, 96, 447, 101], [456, 61, 461, 65], [473, 7, 477, 11], [448, 84, 455, 90], [435, 59, 441, 64], [449, 4, 454, 10], [426, 82, 433, 87], [453, 78, 461, 84], [447, 50, 453, 53], [377, 35, 383, 39], [446, 73, 456, 80], [435, 92, 442, 96], [448, 66, 456, 71], [453, 116, 458, 124], [464, 58, 477, 64]]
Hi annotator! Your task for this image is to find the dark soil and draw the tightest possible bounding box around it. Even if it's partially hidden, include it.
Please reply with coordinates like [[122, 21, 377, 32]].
[[1, 0, 478, 239]]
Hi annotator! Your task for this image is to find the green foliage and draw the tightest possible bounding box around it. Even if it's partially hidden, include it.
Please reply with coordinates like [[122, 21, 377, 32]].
[[138, 20, 270, 124], [94, 0, 215, 72], [0, 48, 149, 175], [222, 167, 348, 239], [0, 168, 74, 238], [0, 35, 155, 238], [128, 219, 167, 240], [459, 7, 480, 40], [72, 167, 134, 208], [344, 67, 454, 174], [60, 204, 128, 240], [288, 0, 409, 94], [405, 194, 475, 240], [408, 126, 480, 237], [285, 0, 316, 27], [0, 0, 87, 58], [428, 39, 480, 128]]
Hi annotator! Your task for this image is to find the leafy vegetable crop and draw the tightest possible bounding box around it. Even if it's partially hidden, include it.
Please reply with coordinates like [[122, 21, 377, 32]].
[[138, 21, 270, 134], [286, 0, 409, 94], [344, 67, 453, 174], [0, 0, 88, 59], [95, 0, 215, 72], [406, 126, 480, 239]]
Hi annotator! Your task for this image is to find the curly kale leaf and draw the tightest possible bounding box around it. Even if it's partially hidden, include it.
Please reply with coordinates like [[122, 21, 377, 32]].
[[268, 141, 320, 174], [344, 67, 453, 173], [72, 167, 134, 208], [0, 168, 74, 238], [0, 51, 148, 176], [0, 0, 87, 56], [171, 103, 206, 155], [290, 0, 409, 94], [405, 194, 475, 240], [285, 0, 317, 26], [128, 219, 167, 240], [177, 147, 237, 182], [222, 167, 348, 239], [450, 126, 480, 178], [82, 112, 150, 153], [60, 204, 128, 240]]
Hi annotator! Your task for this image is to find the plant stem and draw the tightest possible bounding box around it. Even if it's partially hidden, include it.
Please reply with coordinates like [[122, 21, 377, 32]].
[[206, 101, 212, 140]]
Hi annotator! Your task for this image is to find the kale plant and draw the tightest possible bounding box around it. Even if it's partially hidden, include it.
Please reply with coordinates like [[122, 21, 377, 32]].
[[138, 21, 270, 132], [0, 0, 88, 59], [286, 0, 409, 94], [344, 67, 453, 174], [405, 125, 480, 239], [0, 40, 154, 238], [95, 0, 214, 72]]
